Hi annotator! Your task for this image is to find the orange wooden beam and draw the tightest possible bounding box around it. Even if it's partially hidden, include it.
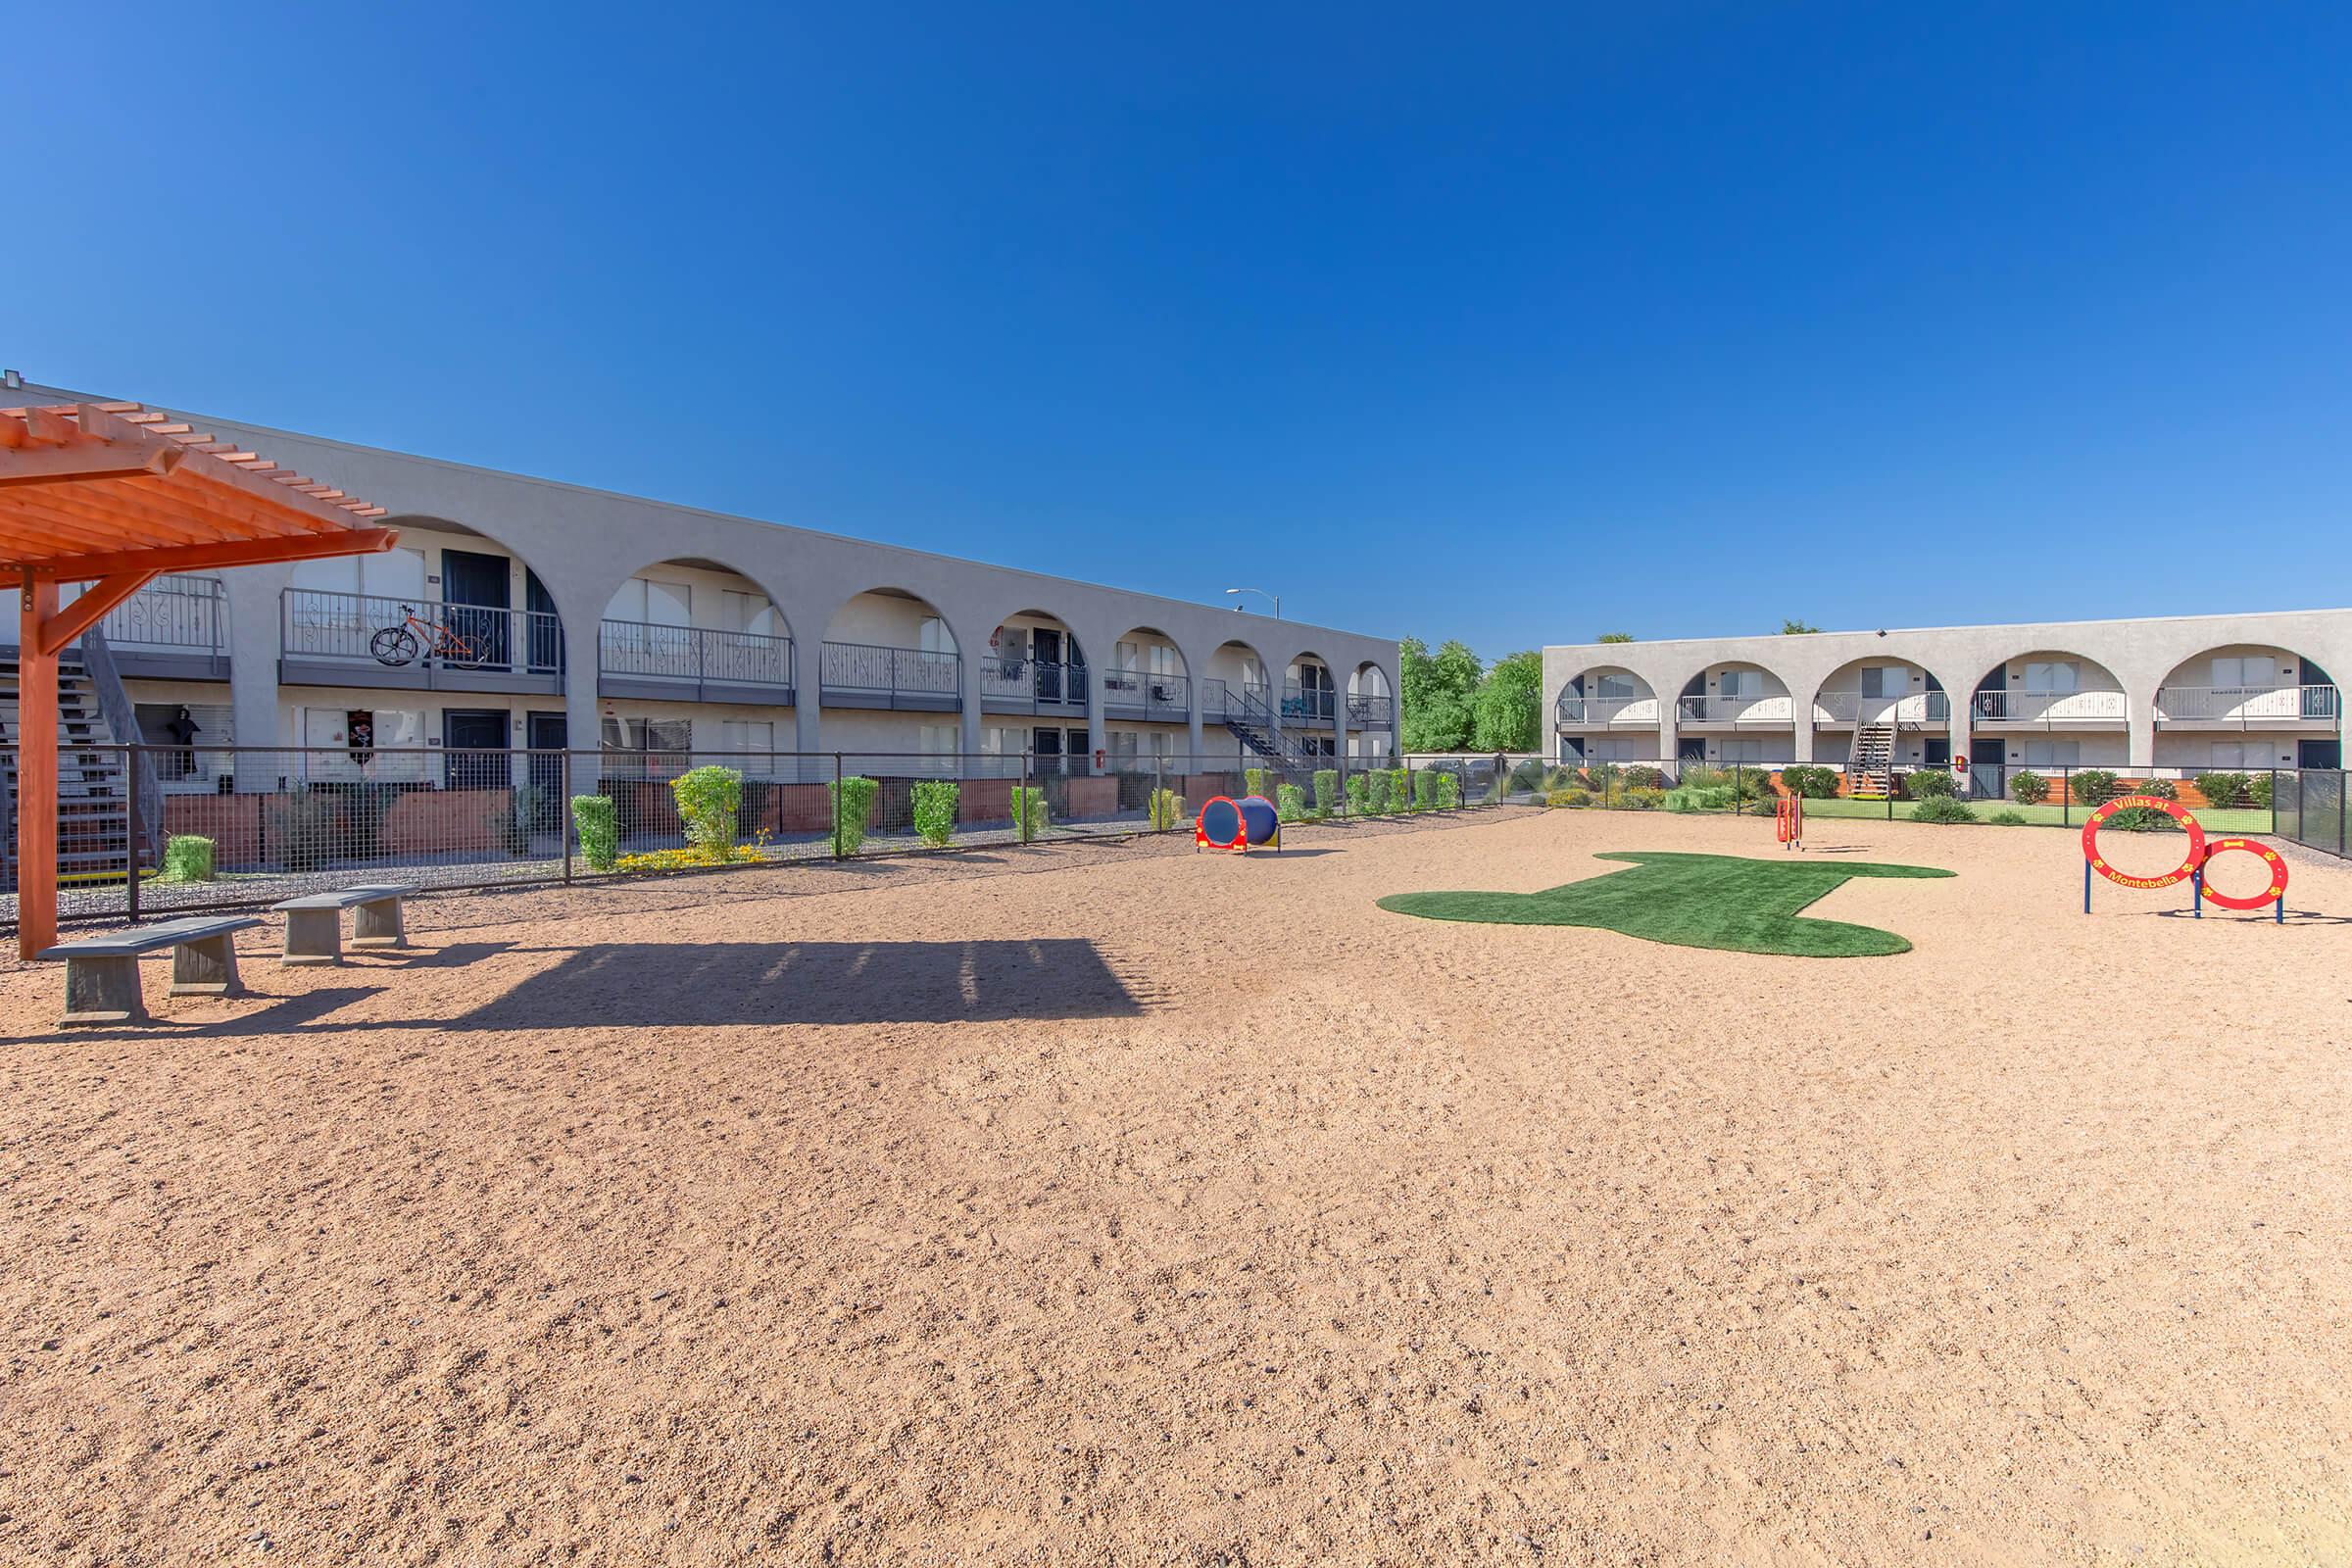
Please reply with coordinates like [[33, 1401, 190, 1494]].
[[5, 525, 399, 581], [18, 577, 59, 960], [37, 570, 159, 657], [0, 441, 183, 487]]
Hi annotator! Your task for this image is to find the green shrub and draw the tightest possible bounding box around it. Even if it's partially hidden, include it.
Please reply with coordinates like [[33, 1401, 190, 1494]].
[[2249, 773, 2274, 809], [1276, 783, 1307, 822], [1365, 770, 1393, 813], [270, 788, 335, 872], [1150, 788, 1186, 830], [1618, 785, 1665, 810], [343, 780, 403, 860], [2070, 768, 2117, 808], [2009, 769, 2048, 807], [571, 794, 619, 870], [1910, 795, 1978, 824], [494, 785, 545, 857], [1546, 786, 1591, 808], [1584, 761, 1622, 791], [1663, 788, 1705, 813], [2108, 776, 2180, 833], [1345, 773, 1371, 816], [1988, 809, 2028, 826], [671, 765, 744, 856], [1436, 771, 1460, 809], [1245, 766, 1268, 799], [1775, 764, 1836, 799], [829, 774, 878, 855], [1623, 764, 1667, 790], [2193, 770, 2249, 809], [1313, 769, 1340, 814], [1010, 785, 1049, 840], [159, 835, 216, 884], [912, 779, 959, 847], [1905, 767, 1958, 799], [1412, 770, 1439, 809], [1391, 768, 1412, 810]]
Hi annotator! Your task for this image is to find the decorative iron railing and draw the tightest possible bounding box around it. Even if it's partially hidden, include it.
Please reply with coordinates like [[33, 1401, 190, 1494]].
[[280, 589, 565, 674], [598, 619, 794, 691], [818, 640, 961, 701]]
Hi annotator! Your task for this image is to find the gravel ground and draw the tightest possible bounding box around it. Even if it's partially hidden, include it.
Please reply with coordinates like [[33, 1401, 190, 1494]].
[[0, 806, 2345, 1565]]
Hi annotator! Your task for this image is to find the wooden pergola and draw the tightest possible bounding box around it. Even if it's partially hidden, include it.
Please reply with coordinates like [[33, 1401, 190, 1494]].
[[2, 401, 399, 957]]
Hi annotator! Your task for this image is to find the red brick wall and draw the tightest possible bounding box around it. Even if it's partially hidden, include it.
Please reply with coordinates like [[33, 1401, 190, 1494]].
[[163, 795, 264, 867]]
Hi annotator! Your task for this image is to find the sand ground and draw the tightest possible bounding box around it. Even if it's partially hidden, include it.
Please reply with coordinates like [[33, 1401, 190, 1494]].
[[1, 808, 2346, 1566]]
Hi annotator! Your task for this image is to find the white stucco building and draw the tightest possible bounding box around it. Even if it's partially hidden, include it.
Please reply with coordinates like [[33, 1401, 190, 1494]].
[[1544, 612, 2349, 784], [4, 376, 1400, 787]]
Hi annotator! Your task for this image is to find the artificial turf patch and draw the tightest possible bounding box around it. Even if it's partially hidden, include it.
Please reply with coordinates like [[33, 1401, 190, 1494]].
[[1377, 850, 1954, 957]]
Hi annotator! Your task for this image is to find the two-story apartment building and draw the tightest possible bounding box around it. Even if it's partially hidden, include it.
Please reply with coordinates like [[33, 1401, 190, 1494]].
[[1544, 611, 2349, 781], [5, 377, 1400, 787]]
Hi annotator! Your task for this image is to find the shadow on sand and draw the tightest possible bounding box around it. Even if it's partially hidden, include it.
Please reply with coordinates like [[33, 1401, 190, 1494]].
[[449, 938, 1148, 1028]]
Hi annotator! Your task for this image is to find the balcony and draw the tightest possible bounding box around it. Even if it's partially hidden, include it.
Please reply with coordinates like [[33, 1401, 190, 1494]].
[[279, 589, 565, 694], [1676, 694, 1795, 725], [1556, 694, 1660, 727], [818, 640, 961, 710], [1972, 689, 2127, 725], [1104, 669, 1191, 721], [598, 619, 795, 705], [1282, 681, 1337, 726], [1811, 690, 1949, 727], [1348, 692, 1396, 728], [99, 575, 229, 680], [2154, 684, 2339, 726], [980, 657, 1090, 714], [1199, 677, 1234, 721]]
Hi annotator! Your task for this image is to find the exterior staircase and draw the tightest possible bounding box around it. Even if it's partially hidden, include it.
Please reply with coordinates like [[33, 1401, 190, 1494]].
[[1223, 684, 1312, 765], [1844, 720, 1895, 800], [1, 629, 159, 892]]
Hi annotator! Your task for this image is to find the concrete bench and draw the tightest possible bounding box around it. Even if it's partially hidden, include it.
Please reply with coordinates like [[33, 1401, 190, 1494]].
[[38, 916, 265, 1026], [271, 884, 418, 965]]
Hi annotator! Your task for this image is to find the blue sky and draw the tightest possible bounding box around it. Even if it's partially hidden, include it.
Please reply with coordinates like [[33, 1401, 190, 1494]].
[[8, 3, 2348, 657]]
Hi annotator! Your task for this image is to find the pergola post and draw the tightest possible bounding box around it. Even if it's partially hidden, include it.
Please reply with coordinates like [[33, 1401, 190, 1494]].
[[18, 575, 59, 959]]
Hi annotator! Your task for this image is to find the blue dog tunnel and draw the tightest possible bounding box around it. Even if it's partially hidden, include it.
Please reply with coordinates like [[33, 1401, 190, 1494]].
[[1237, 795, 1280, 845], [1200, 796, 1244, 847]]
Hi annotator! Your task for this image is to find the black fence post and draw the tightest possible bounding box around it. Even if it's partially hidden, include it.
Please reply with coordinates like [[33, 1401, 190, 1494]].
[[1021, 748, 1033, 846], [833, 753, 845, 860], [125, 743, 140, 925], [562, 749, 573, 885], [2062, 765, 2071, 828]]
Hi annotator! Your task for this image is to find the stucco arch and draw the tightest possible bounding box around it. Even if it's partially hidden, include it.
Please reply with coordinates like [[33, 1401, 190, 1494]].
[[820, 585, 959, 653], [1966, 647, 2129, 723], [590, 553, 798, 641]]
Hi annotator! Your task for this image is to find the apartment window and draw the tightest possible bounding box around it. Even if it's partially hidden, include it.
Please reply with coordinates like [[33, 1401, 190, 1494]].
[[1593, 672, 1637, 702], [1718, 668, 1755, 698], [1115, 640, 1139, 670], [722, 589, 781, 638], [1860, 665, 1899, 700], [2209, 741, 2253, 767], [920, 616, 954, 656], [720, 719, 774, 753], [2024, 661, 2079, 693], [606, 576, 691, 626], [2021, 739, 2081, 767], [1719, 737, 1768, 762], [2211, 655, 2275, 690]]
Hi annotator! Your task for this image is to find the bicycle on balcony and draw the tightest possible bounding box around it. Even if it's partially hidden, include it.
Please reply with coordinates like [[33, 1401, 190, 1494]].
[[370, 604, 485, 669]]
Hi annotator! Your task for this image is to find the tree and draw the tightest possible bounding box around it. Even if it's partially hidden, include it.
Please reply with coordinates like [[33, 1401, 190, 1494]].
[[1399, 636, 1480, 752], [1596, 631, 1635, 643], [1471, 650, 1543, 752], [1779, 618, 1821, 635]]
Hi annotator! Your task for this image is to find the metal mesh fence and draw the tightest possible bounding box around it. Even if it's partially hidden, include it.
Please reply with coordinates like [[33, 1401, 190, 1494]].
[[1, 744, 1520, 931]]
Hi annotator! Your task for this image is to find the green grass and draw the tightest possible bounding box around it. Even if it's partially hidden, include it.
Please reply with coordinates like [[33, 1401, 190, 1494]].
[[1377, 850, 1954, 957], [1796, 797, 2274, 833]]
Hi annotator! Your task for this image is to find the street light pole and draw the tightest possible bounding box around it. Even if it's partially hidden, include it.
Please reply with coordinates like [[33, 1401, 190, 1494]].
[[1226, 587, 1280, 618]]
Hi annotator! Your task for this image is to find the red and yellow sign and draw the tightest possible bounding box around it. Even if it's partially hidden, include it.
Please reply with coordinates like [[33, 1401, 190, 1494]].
[[2195, 837, 2290, 910], [2080, 796, 2207, 890]]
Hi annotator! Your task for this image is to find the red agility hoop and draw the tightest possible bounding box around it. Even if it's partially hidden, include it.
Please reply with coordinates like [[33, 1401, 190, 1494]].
[[2081, 796, 2207, 891], [2196, 837, 2290, 910]]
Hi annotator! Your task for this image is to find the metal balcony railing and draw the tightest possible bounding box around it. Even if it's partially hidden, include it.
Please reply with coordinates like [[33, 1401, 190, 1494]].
[[99, 575, 227, 656], [1973, 688, 2127, 722], [1811, 690, 1949, 726], [1555, 694, 1658, 726], [1676, 694, 1794, 723], [1347, 693, 1396, 727], [280, 589, 565, 675], [980, 657, 1089, 710], [1103, 669, 1190, 721], [598, 619, 794, 694], [1199, 677, 1232, 721], [818, 640, 961, 702], [2154, 684, 2339, 723]]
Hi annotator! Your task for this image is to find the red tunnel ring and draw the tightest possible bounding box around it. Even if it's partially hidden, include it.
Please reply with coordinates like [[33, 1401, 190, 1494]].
[[2198, 837, 2290, 910], [2081, 796, 2207, 890]]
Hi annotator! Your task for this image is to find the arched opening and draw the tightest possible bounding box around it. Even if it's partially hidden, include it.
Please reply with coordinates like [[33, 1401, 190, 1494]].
[[1284, 650, 1338, 734], [1553, 665, 1656, 762], [597, 556, 795, 713], [819, 588, 960, 711], [1674, 662, 1795, 766], [2154, 643, 2341, 771], [282, 512, 567, 683], [981, 608, 1089, 713], [1203, 639, 1269, 725], [1104, 626, 1191, 724], [1811, 657, 1949, 784], [1348, 661, 1396, 760], [1968, 649, 2129, 774]]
